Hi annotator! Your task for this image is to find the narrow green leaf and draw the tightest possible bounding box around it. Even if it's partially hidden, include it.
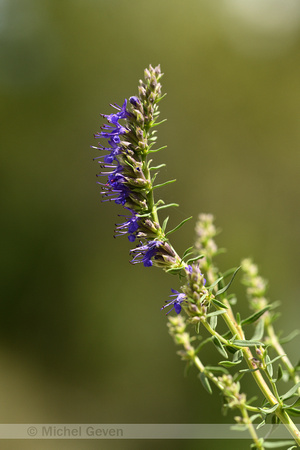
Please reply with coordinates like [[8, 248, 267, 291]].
[[161, 216, 169, 233], [212, 336, 228, 358], [153, 179, 176, 189], [251, 319, 264, 341], [258, 403, 279, 414], [220, 350, 243, 367], [279, 330, 300, 345], [205, 365, 229, 374], [166, 267, 184, 274], [207, 276, 223, 291], [231, 424, 248, 432], [156, 203, 179, 211], [286, 397, 300, 408], [210, 315, 217, 330], [283, 407, 300, 416], [268, 355, 287, 366], [181, 246, 194, 259], [233, 349, 243, 362], [266, 355, 273, 378], [281, 382, 300, 401], [156, 92, 167, 102], [181, 252, 194, 262], [277, 364, 283, 382], [165, 216, 192, 237], [152, 118, 167, 126], [219, 359, 242, 368], [148, 145, 167, 153], [199, 372, 212, 394], [247, 395, 258, 405], [221, 266, 239, 279], [256, 419, 266, 429], [231, 339, 263, 347], [241, 305, 271, 326], [149, 163, 166, 170], [215, 266, 241, 296], [151, 171, 159, 184], [206, 309, 227, 319], [185, 255, 205, 265], [211, 298, 228, 309], [240, 368, 260, 373], [236, 312, 241, 326], [263, 441, 297, 448], [233, 371, 245, 382]]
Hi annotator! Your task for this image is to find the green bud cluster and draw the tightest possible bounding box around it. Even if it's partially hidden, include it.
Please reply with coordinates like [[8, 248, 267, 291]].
[[194, 213, 219, 285], [125, 64, 163, 155], [218, 374, 246, 410], [181, 264, 211, 318], [139, 65, 163, 126], [241, 259, 268, 311], [167, 315, 196, 360]]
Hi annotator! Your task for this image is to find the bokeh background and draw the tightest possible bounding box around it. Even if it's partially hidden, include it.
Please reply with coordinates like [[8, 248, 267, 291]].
[[1, 0, 300, 449]]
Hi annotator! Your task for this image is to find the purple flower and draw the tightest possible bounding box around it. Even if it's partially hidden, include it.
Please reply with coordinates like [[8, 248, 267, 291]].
[[130, 240, 164, 267], [97, 163, 131, 205], [115, 209, 139, 242], [102, 100, 129, 124], [92, 140, 121, 165], [161, 289, 186, 315], [95, 122, 128, 140], [94, 100, 129, 165], [94, 96, 153, 243]]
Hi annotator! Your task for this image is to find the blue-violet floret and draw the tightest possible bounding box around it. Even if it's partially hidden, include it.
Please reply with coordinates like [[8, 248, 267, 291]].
[[161, 289, 187, 315]]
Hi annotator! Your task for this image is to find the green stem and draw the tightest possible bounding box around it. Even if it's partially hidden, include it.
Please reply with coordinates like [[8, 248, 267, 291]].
[[213, 301, 300, 446], [142, 155, 160, 226], [240, 405, 265, 450], [266, 322, 300, 395], [193, 355, 224, 391], [193, 356, 265, 449]]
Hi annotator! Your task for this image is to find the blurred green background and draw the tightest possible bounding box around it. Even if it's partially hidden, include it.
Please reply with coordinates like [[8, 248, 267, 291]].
[[1, 0, 300, 449]]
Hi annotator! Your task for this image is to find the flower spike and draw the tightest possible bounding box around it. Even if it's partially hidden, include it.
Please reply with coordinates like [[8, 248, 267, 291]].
[[93, 64, 183, 273]]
